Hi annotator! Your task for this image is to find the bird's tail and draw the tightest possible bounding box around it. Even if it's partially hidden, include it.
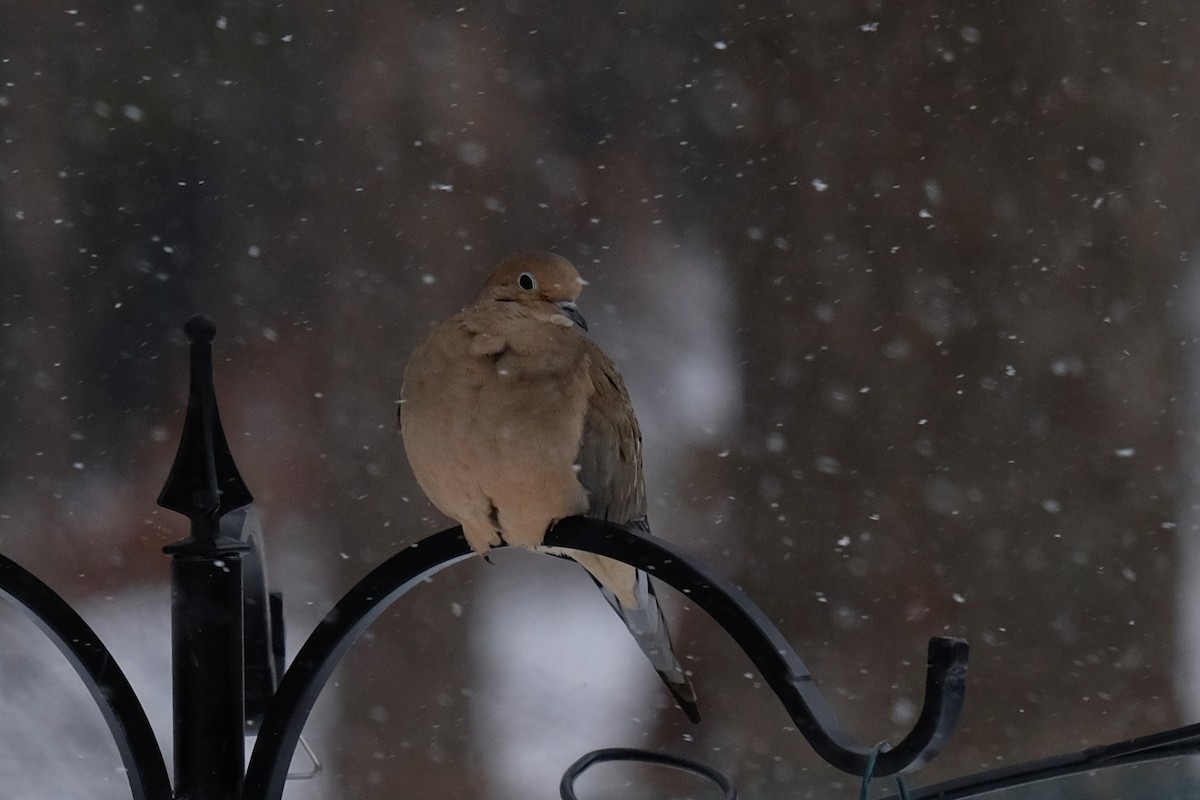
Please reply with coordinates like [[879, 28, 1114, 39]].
[[562, 550, 701, 724]]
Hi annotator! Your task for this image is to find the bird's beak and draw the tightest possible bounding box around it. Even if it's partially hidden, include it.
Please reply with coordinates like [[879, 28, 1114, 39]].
[[558, 301, 588, 331]]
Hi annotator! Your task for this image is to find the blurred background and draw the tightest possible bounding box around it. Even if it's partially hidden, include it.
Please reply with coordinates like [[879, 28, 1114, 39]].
[[2, 1, 1199, 798]]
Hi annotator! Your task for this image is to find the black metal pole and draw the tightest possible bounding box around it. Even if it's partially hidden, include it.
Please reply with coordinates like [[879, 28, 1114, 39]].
[[167, 548, 247, 800], [159, 315, 256, 800]]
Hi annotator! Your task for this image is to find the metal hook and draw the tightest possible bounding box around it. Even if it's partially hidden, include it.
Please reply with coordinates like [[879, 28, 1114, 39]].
[[542, 518, 969, 777]]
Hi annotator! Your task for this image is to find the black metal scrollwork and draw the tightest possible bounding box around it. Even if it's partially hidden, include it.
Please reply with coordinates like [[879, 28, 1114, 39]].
[[0, 316, 971, 800]]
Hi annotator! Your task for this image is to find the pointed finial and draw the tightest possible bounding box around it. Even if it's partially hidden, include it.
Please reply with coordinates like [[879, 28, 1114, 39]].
[[184, 313, 217, 344], [159, 314, 253, 552]]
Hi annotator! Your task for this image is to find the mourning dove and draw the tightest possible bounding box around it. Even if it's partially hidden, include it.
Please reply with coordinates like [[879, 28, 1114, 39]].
[[399, 252, 700, 723]]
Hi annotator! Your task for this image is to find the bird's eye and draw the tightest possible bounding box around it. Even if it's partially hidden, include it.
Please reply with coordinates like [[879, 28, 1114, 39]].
[[518, 272, 537, 291]]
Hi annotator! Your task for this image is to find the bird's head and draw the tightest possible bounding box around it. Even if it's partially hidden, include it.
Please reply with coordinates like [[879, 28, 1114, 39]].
[[480, 251, 589, 331]]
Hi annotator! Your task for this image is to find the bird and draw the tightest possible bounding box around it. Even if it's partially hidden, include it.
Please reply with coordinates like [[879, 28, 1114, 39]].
[[398, 251, 699, 723]]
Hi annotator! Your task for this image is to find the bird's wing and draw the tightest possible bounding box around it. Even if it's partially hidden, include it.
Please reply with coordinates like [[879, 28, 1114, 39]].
[[561, 343, 699, 722], [574, 345, 647, 526]]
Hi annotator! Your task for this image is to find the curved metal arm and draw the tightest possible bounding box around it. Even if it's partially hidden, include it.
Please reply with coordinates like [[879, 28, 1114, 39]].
[[545, 518, 968, 777], [560, 748, 737, 800], [882, 720, 1200, 800], [245, 519, 967, 799], [0, 555, 172, 800], [243, 526, 476, 800]]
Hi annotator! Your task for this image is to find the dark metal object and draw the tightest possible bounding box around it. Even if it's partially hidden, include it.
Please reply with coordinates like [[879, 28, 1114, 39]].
[[232, 506, 285, 730], [546, 519, 969, 777], [166, 549, 245, 800], [560, 748, 737, 800], [242, 526, 476, 799], [0, 313, 970, 799], [1, 309, 1197, 798], [157, 314, 281, 799], [157, 315, 253, 522], [158, 315, 252, 800], [0, 555, 173, 800], [882, 721, 1200, 799], [242, 519, 966, 798]]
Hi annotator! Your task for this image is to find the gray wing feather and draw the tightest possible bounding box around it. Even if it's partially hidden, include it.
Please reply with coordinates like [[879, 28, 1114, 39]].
[[572, 348, 699, 722], [574, 350, 646, 525], [590, 567, 701, 723]]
